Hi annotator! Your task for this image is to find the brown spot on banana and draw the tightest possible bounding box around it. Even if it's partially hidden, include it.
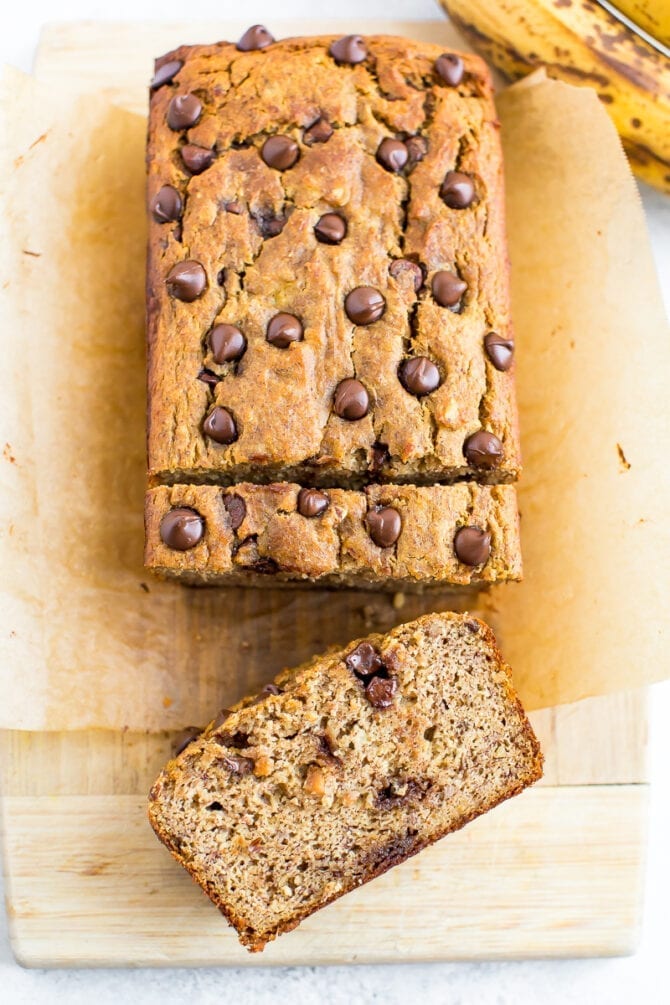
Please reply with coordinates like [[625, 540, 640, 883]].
[[592, 23, 631, 53], [599, 53, 658, 91], [621, 139, 670, 193], [622, 137, 670, 171], [554, 63, 610, 87]]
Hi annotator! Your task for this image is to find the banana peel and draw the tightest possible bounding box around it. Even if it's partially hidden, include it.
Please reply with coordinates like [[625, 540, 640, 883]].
[[440, 0, 670, 193], [615, 0, 670, 46]]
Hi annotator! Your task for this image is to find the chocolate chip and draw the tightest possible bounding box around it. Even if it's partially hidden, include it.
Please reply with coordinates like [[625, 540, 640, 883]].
[[252, 558, 279, 575], [220, 754, 254, 775], [165, 260, 207, 301], [167, 93, 202, 130], [463, 430, 504, 468], [237, 25, 275, 51], [317, 733, 339, 762], [224, 494, 246, 530], [366, 507, 402, 548], [435, 53, 464, 86], [333, 378, 369, 420], [398, 357, 441, 396], [211, 708, 233, 729], [217, 268, 227, 286], [235, 535, 260, 567], [209, 323, 246, 363], [181, 144, 214, 174], [253, 211, 287, 238], [365, 675, 398, 709], [377, 779, 423, 808], [314, 213, 347, 245], [484, 332, 514, 371], [298, 488, 329, 518], [440, 171, 475, 209], [151, 59, 183, 90], [197, 369, 220, 388], [344, 286, 385, 325], [406, 135, 428, 166], [329, 35, 367, 65], [376, 138, 409, 173], [432, 270, 467, 307], [151, 185, 182, 223], [250, 683, 283, 706], [389, 259, 424, 292], [173, 725, 202, 755], [217, 729, 250, 749], [266, 313, 303, 348], [203, 406, 238, 444], [304, 117, 333, 145], [224, 201, 244, 215], [160, 507, 204, 550], [369, 442, 390, 473], [261, 135, 299, 170], [345, 641, 384, 679], [454, 526, 491, 566]]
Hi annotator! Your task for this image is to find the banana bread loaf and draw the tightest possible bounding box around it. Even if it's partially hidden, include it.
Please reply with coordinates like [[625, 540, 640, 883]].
[[148, 611, 542, 951], [145, 481, 521, 590], [146, 32, 520, 488]]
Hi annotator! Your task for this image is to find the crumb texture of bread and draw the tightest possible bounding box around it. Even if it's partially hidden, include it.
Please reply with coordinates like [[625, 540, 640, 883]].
[[144, 482, 522, 590], [146, 35, 520, 487], [148, 612, 542, 950]]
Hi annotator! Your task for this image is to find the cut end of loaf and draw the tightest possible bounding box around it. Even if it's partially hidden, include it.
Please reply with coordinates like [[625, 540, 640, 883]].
[[148, 612, 542, 951], [144, 482, 523, 590]]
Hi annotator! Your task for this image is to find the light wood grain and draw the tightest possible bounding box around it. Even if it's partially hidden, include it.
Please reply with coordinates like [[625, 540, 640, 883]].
[[1, 786, 647, 966], [0, 687, 649, 965]]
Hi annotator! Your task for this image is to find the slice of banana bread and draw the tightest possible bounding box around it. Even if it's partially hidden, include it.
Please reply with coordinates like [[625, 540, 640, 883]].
[[148, 612, 542, 951], [144, 481, 522, 590]]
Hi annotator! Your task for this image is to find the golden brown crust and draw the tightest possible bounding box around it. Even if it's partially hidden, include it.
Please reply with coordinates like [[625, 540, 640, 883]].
[[148, 612, 542, 951], [146, 35, 520, 487], [144, 481, 522, 589]]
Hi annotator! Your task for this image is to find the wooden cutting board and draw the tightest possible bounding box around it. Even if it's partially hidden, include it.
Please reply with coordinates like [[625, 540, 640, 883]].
[[0, 692, 648, 967], [0, 20, 650, 967]]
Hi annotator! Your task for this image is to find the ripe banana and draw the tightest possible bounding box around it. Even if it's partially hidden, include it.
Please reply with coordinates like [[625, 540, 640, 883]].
[[615, 0, 670, 46], [440, 0, 670, 193]]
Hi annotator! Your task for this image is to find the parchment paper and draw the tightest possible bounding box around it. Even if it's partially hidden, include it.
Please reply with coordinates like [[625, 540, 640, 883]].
[[1, 53, 668, 730]]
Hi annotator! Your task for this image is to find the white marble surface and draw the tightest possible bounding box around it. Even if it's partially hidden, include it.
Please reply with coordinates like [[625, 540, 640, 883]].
[[1, 2, 669, 1001]]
